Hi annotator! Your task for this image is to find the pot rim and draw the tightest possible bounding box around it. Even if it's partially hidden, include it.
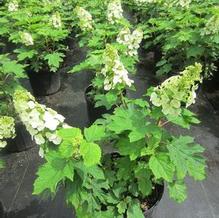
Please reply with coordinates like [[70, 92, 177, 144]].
[[143, 183, 164, 216]]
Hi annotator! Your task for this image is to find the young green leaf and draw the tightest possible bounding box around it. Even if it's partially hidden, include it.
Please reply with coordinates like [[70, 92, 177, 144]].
[[84, 125, 105, 142], [127, 200, 144, 218], [80, 142, 101, 167], [44, 52, 64, 72], [58, 128, 83, 158], [135, 168, 152, 196]]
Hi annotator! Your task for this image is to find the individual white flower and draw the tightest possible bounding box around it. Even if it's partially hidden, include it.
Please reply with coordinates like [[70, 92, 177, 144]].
[[43, 111, 60, 131], [55, 114, 65, 123], [39, 147, 44, 158], [26, 125, 38, 136], [63, 123, 72, 129], [107, 0, 123, 24], [75, 6, 93, 31], [27, 101, 36, 109], [20, 32, 34, 46], [0, 141, 7, 148], [8, 1, 18, 12], [37, 121, 45, 131], [51, 12, 62, 28], [34, 134, 45, 145], [45, 132, 62, 145]]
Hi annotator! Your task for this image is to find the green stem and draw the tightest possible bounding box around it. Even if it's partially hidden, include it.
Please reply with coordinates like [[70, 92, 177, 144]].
[[120, 91, 128, 109]]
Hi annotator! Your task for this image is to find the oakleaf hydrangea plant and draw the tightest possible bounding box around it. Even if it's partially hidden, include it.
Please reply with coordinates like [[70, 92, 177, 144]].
[[0, 0, 74, 73], [33, 63, 207, 217], [71, 1, 143, 111]]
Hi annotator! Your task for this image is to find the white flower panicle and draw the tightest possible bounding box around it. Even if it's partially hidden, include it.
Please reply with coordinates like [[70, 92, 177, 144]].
[[201, 15, 219, 36], [20, 32, 34, 46], [176, 0, 192, 8], [117, 27, 143, 56], [8, 1, 18, 12], [150, 63, 203, 116], [51, 12, 62, 28], [165, 0, 192, 9], [75, 6, 93, 31], [134, 0, 157, 5], [107, 0, 123, 24], [13, 89, 65, 152], [0, 116, 15, 148], [101, 45, 134, 91]]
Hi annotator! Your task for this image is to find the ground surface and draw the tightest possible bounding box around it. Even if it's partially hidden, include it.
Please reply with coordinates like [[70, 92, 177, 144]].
[[0, 40, 219, 218]]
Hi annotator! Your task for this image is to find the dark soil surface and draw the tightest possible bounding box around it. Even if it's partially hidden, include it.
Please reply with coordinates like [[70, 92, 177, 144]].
[[0, 39, 219, 218]]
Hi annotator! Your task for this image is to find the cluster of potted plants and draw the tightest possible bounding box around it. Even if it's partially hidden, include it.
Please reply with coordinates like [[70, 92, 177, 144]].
[[0, 0, 211, 217], [123, 0, 219, 78], [0, 0, 79, 96]]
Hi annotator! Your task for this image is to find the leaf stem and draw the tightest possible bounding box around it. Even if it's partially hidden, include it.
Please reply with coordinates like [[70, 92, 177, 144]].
[[120, 91, 128, 109]]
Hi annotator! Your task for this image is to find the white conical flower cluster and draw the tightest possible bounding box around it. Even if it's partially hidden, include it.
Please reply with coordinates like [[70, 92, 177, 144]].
[[117, 27, 143, 56], [101, 45, 134, 91], [201, 15, 219, 36], [0, 116, 15, 148], [134, 0, 157, 5], [20, 32, 34, 46], [51, 12, 62, 28], [176, 0, 192, 8], [75, 6, 93, 31], [13, 89, 64, 151], [150, 63, 202, 116], [8, 1, 18, 12], [107, 0, 123, 24]]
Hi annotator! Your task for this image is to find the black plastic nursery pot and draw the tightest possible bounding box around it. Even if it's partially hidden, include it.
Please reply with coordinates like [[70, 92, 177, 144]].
[[85, 86, 115, 125], [203, 71, 219, 93], [6, 122, 35, 153], [109, 153, 164, 218], [143, 184, 164, 218], [0, 201, 5, 218], [28, 70, 61, 96]]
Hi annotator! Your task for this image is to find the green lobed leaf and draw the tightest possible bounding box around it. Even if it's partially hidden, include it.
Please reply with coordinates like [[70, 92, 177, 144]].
[[117, 201, 127, 214], [44, 52, 64, 72], [127, 200, 144, 218], [167, 136, 206, 180], [149, 153, 175, 182], [135, 167, 152, 196], [58, 127, 83, 158], [33, 156, 74, 194], [2, 60, 25, 78], [116, 137, 145, 161], [84, 125, 105, 142], [80, 141, 101, 167], [168, 181, 187, 203], [95, 92, 118, 110]]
